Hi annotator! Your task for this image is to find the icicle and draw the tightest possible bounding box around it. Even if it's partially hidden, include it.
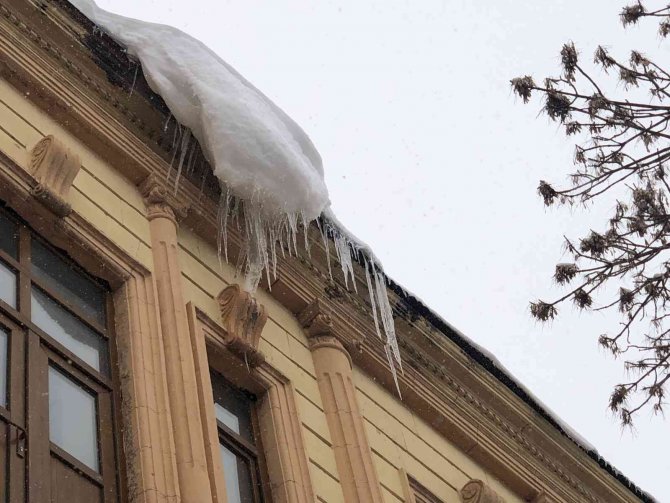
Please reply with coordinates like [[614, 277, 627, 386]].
[[365, 258, 382, 341], [318, 219, 333, 279], [173, 128, 191, 194], [330, 229, 357, 292], [301, 211, 311, 257], [186, 140, 197, 175], [385, 344, 402, 399], [129, 64, 139, 97], [163, 112, 172, 132], [375, 270, 402, 371], [166, 124, 182, 181], [217, 188, 231, 266]]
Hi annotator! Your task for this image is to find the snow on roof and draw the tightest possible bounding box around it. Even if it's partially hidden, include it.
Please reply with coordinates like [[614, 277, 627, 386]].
[[66, 1, 652, 500], [69, 0, 329, 221]]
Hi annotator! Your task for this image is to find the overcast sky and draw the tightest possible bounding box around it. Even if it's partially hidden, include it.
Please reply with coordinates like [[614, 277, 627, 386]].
[[97, 0, 668, 499]]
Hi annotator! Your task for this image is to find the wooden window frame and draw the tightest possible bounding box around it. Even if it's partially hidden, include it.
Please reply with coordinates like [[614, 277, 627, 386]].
[[0, 204, 120, 502], [212, 371, 266, 503]]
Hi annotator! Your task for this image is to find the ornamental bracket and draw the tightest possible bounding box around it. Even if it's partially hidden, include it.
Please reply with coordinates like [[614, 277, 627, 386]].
[[28, 135, 80, 217], [460, 479, 506, 503], [217, 284, 267, 367]]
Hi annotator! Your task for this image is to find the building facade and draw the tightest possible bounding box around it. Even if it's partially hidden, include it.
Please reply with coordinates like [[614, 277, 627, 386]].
[[0, 1, 652, 502]]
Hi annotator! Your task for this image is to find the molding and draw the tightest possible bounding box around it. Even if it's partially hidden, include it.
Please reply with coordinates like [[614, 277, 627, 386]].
[[216, 284, 266, 368], [196, 307, 316, 503], [0, 2, 649, 502], [398, 468, 417, 503], [460, 480, 505, 503], [185, 303, 227, 503], [27, 134, 80, 217]]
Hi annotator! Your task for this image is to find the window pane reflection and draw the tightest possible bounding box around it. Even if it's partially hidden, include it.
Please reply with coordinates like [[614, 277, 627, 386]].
[[32, 288, 109, 375], [219, 443, 254, 503], [0, 262, 16, 309], [31, 239, 106, 326], [0, 329, 7, 409], [48, 367, 99, 472], [0, 213, 17, 258], [211, 371, 253, 441]]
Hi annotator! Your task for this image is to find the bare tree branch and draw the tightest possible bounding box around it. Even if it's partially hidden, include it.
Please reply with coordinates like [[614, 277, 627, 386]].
[[512, 1, 670, 425]]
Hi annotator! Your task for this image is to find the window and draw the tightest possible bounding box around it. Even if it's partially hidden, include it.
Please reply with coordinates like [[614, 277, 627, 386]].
[[0, 206, 120, 502], [211, 370, 264, 503]]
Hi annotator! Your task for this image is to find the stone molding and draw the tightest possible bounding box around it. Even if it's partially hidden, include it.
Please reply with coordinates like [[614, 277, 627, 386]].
[[0, 3, 649, 501], [460, 480, 505, 503], [27, 134, 80, 217], [194, 306, 316, 503], [216, 284, 266, 368]]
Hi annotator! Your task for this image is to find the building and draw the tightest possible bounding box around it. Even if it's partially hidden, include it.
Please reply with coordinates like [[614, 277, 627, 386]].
[[0, 1, 653, 502]]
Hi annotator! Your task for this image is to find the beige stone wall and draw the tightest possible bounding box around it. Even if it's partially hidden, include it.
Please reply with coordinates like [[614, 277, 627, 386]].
[[0, 76, 522, 502]]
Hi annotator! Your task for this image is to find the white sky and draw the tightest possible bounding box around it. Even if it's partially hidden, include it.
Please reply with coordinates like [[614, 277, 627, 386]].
[[97, 0, 668, 499]]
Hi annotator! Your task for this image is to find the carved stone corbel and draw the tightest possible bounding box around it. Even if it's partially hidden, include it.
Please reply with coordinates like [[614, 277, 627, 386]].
[[460, 480, 505, 503], [217, 284, 267, 367], [28, 135, 80, 217]]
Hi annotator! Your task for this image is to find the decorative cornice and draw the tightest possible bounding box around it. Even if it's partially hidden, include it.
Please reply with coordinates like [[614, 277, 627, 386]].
[[27, 135, 80, 217], [138, 175, 188, 223], [217, 284, 266, 368], [460, 480, 505, 503]]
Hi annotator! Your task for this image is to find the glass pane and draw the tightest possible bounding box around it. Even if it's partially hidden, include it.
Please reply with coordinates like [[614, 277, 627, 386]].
[[0, 262, 16, 309], [31, 239, 106, 326], [219, 443, 254, 503], [0, 329, 7, 409], [32, 288, 109, 375], [0, 213, 17, 258], [211, 371, 253, 441], [49, 367, 99, 472]]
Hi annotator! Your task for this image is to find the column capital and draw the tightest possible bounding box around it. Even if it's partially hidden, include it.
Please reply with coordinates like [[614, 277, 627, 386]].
[[139, 175, 188, 223], [299, 299, 352, 365]]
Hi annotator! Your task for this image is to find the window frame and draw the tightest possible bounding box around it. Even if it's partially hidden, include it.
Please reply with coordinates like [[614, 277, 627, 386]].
[[211, 370, 266, 503], [0, 205, 121, 502], [187, 302, 316, 503]]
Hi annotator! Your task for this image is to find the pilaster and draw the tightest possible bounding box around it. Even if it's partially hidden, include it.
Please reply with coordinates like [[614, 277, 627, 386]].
[[300, 299, 384, 503], [140, 176, 212, 502]]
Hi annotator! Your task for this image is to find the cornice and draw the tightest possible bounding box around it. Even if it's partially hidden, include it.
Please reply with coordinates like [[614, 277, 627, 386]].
[[0, 2, 650, 502]]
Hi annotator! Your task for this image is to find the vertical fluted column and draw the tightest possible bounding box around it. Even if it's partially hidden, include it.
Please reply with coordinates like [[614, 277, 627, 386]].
[[300, 301, 384, 503], [141, 177, 213, 502]]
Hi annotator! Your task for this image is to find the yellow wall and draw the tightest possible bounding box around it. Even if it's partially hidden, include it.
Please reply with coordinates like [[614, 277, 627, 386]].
[[0, 76, 521, 503]]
